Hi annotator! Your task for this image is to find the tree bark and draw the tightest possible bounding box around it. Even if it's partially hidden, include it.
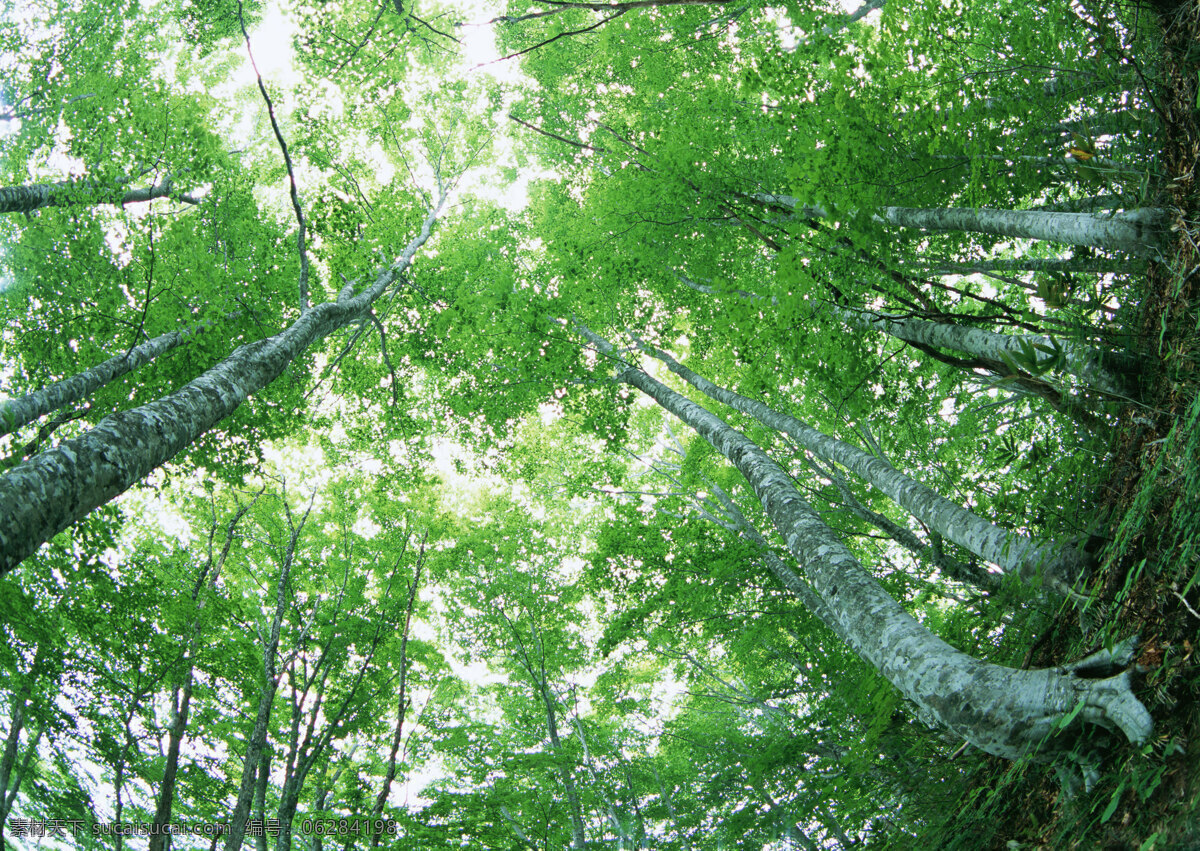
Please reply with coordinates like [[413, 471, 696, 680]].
[[576, 324, 1152, 760], [880, 206, 1165, 256], [915, 256, 1115, 275], [0, 196, 444, 576], [630, 335, 1090, 599], [802, 454, 1002, 595], [831, 305, 1138, 398], [0, 314, 234, 439], [742, 193, 1165, 255], [0, 174, 199, 214]]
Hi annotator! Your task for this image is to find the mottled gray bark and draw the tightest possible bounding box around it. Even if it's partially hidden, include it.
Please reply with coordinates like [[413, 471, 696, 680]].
[[744, 192, 1164, 255], [0, 315, 234, 439], [880, 206, 1165, 256], [577, 326, 1151, 761], [832, 305, 1137, 398], [0, 196, 443, 575], [803, 454, 1002, 595], [1031, 195, 1127, 214], [630, 336, 1089, 599], [0, 174, 199, 214]]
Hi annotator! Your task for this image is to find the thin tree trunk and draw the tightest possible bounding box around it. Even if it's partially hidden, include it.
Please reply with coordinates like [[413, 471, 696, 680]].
[[0, 641, 49, 848], [831, 304, 1138, 398], [310, 746, 356, 851], [223, 505, 310, 851], [915, 256, 1116, 275], [741, 193, 1165, 255], [783, 0, 885, 52], [369, 551, 424, 847], [254, 749, 272, 851], [0, 194, 444, 576], [630, 334, 1090, 599], [543, 681, 588, 850], [0, 314, 237, 439], [150, 500, 256, 851], [576, 324, 1152, 760], [806, 456, 1001, 594], [504, 611, 588, 850], [0, 174, 199, 214]]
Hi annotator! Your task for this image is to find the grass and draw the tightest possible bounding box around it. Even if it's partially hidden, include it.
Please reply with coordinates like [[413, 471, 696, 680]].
[[906, 2, 1200, 845]]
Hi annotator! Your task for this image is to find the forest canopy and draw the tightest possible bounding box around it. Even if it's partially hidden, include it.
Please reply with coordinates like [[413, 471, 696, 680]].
[[1, 0, 1196, 847]]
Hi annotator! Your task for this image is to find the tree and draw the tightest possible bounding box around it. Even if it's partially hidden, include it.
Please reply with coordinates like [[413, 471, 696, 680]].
[[0, 173, 202, 214], [0, 0, 1174, 844], [0, 190, 445, 575], [576, 323, 1151, 762]]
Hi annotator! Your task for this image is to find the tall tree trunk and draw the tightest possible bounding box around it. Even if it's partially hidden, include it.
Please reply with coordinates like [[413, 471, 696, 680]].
[[741, 193, 1165, 255], [369, 553, 424, 847], [800, 455, 1001, 595], [150, 500, 255, 851], [914, 256, 1115, 275], [576, 325, 1152, 760], [0, 196, 444, 576], [0, 174, 199, 214], [0, 641, 49, 845], [0, 314, 237, 439], [630, 334, 1090, 599], [224, 506, 309, 851], [879, 205, 1164, 256], [831, 305, 1139, 398], [542, 680, 588, 850]]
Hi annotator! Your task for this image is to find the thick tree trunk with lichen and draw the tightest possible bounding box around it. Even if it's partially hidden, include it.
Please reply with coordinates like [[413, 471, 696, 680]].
[[0, 201, 442, 576], [576, 328, 1151, 760], [631, 336, 1088, 599]]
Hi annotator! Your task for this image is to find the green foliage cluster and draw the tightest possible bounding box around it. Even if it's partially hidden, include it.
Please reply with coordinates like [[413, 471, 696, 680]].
[[0, 0, 1182, 847]]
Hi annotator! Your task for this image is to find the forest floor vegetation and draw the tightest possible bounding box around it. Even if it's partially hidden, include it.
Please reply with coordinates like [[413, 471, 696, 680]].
[[927, 4, 1200, 847]]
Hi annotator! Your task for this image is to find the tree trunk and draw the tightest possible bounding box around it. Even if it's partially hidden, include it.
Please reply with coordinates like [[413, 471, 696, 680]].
[[915, 256, 1115, 275], [224, 509, 308, 851], [0, 197, 443, 576], [369, 556, 424, 847], [0, 174, 199, 214], [880, 205, 1165, 256], [577, 325, 1152, 760], [631, 335, 1090, 599], [0, 314, 235, 439], [802, 454, 1002, 594], [150, 501, 254, 851], [742, 193, 1164, 255], [542, 681, 588, 850], [831, 305, 1138, 398]]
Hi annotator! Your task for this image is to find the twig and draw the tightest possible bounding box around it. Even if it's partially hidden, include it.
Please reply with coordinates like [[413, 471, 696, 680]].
[[482, 9, 629, 66], [238, 0, 311, 312], [1174, 590, 1200, 621], [368, 309, 400, 406]]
